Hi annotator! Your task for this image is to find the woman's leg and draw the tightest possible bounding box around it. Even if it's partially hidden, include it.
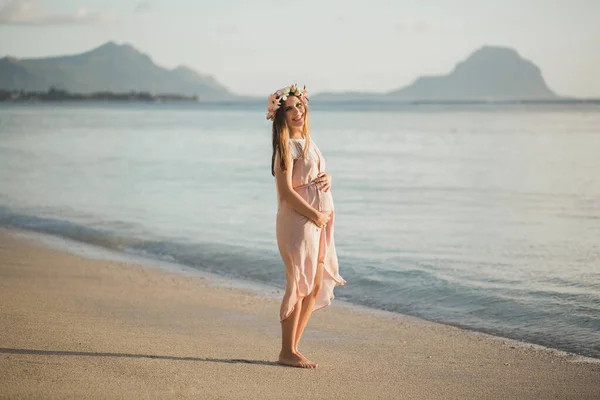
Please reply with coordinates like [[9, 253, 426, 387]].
[[294, 261, 324, 353], [293, 225, 327, 362], [278, 299, 315, 368]]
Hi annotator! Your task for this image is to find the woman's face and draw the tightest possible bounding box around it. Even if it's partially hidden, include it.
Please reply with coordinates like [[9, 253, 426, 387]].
[[282, 95, 305, 129]]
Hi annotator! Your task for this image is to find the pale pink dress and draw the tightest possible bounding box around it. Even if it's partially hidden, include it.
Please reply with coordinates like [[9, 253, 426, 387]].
[[276, 138, 346, 322]]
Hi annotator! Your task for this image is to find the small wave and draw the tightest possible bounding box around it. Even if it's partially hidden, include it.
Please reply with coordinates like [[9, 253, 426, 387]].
[[0, 207, 127, 250]]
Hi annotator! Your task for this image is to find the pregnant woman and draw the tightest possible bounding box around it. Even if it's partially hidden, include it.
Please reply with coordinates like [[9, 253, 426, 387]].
[[268, 84, 346, 369]]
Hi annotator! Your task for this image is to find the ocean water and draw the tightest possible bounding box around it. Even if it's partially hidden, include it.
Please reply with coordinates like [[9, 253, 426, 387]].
[[1, 102, 599, 358]]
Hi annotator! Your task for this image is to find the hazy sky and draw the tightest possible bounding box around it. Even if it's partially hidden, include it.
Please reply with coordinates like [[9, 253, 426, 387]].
[[1, 0, 599, 97]]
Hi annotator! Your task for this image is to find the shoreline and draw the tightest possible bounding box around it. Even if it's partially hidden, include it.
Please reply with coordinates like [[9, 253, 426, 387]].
[[7, 226, 600, 364], [1, 227, 599, 398]]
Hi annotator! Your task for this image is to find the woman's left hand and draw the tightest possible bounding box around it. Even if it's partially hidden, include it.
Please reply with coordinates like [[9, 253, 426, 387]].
[[314, 172, 332, 192]]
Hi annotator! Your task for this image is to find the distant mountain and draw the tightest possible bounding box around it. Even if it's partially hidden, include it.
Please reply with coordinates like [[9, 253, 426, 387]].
[[313, 46, 558, 102], [0, 56, 50, 90], [0, 42, 235, 100], [389, 46, 557, 100]]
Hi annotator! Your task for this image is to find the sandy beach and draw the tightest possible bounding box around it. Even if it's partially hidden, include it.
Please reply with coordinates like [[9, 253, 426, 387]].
[[0, 228, 598, 399]]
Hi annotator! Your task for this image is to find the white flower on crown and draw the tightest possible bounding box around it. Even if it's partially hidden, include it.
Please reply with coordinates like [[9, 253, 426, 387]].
[[266, 84, 309, 121]]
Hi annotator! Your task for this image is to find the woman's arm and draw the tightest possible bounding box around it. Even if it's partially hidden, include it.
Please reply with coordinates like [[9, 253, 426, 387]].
[[274, 153, 320, 222]]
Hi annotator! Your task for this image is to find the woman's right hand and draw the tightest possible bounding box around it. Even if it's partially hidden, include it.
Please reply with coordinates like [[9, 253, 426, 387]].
[[313, 211, 332, 229]]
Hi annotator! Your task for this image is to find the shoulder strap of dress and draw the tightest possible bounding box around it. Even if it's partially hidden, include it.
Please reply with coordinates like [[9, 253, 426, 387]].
[[311, 141, 323, 156], [311, 141, 326, 171]]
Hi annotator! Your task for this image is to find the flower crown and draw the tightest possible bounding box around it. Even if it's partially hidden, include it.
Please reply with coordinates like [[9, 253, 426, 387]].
[[266, 84, 309, 121]]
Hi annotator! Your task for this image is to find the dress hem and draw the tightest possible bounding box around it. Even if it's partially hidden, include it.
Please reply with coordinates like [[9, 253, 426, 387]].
[[279, 279, 346, 323]]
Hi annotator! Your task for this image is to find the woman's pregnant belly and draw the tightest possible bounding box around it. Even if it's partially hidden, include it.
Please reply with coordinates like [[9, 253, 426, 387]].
[[295, 183, 334, 212]]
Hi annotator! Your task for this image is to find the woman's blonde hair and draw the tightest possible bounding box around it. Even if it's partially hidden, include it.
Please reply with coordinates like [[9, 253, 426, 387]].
[[270, 96, 310, 176]]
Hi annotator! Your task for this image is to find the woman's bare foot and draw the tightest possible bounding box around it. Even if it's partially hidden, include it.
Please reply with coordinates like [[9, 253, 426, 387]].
[[278, 350, 317, 369], [295, 349, 319, 368]]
